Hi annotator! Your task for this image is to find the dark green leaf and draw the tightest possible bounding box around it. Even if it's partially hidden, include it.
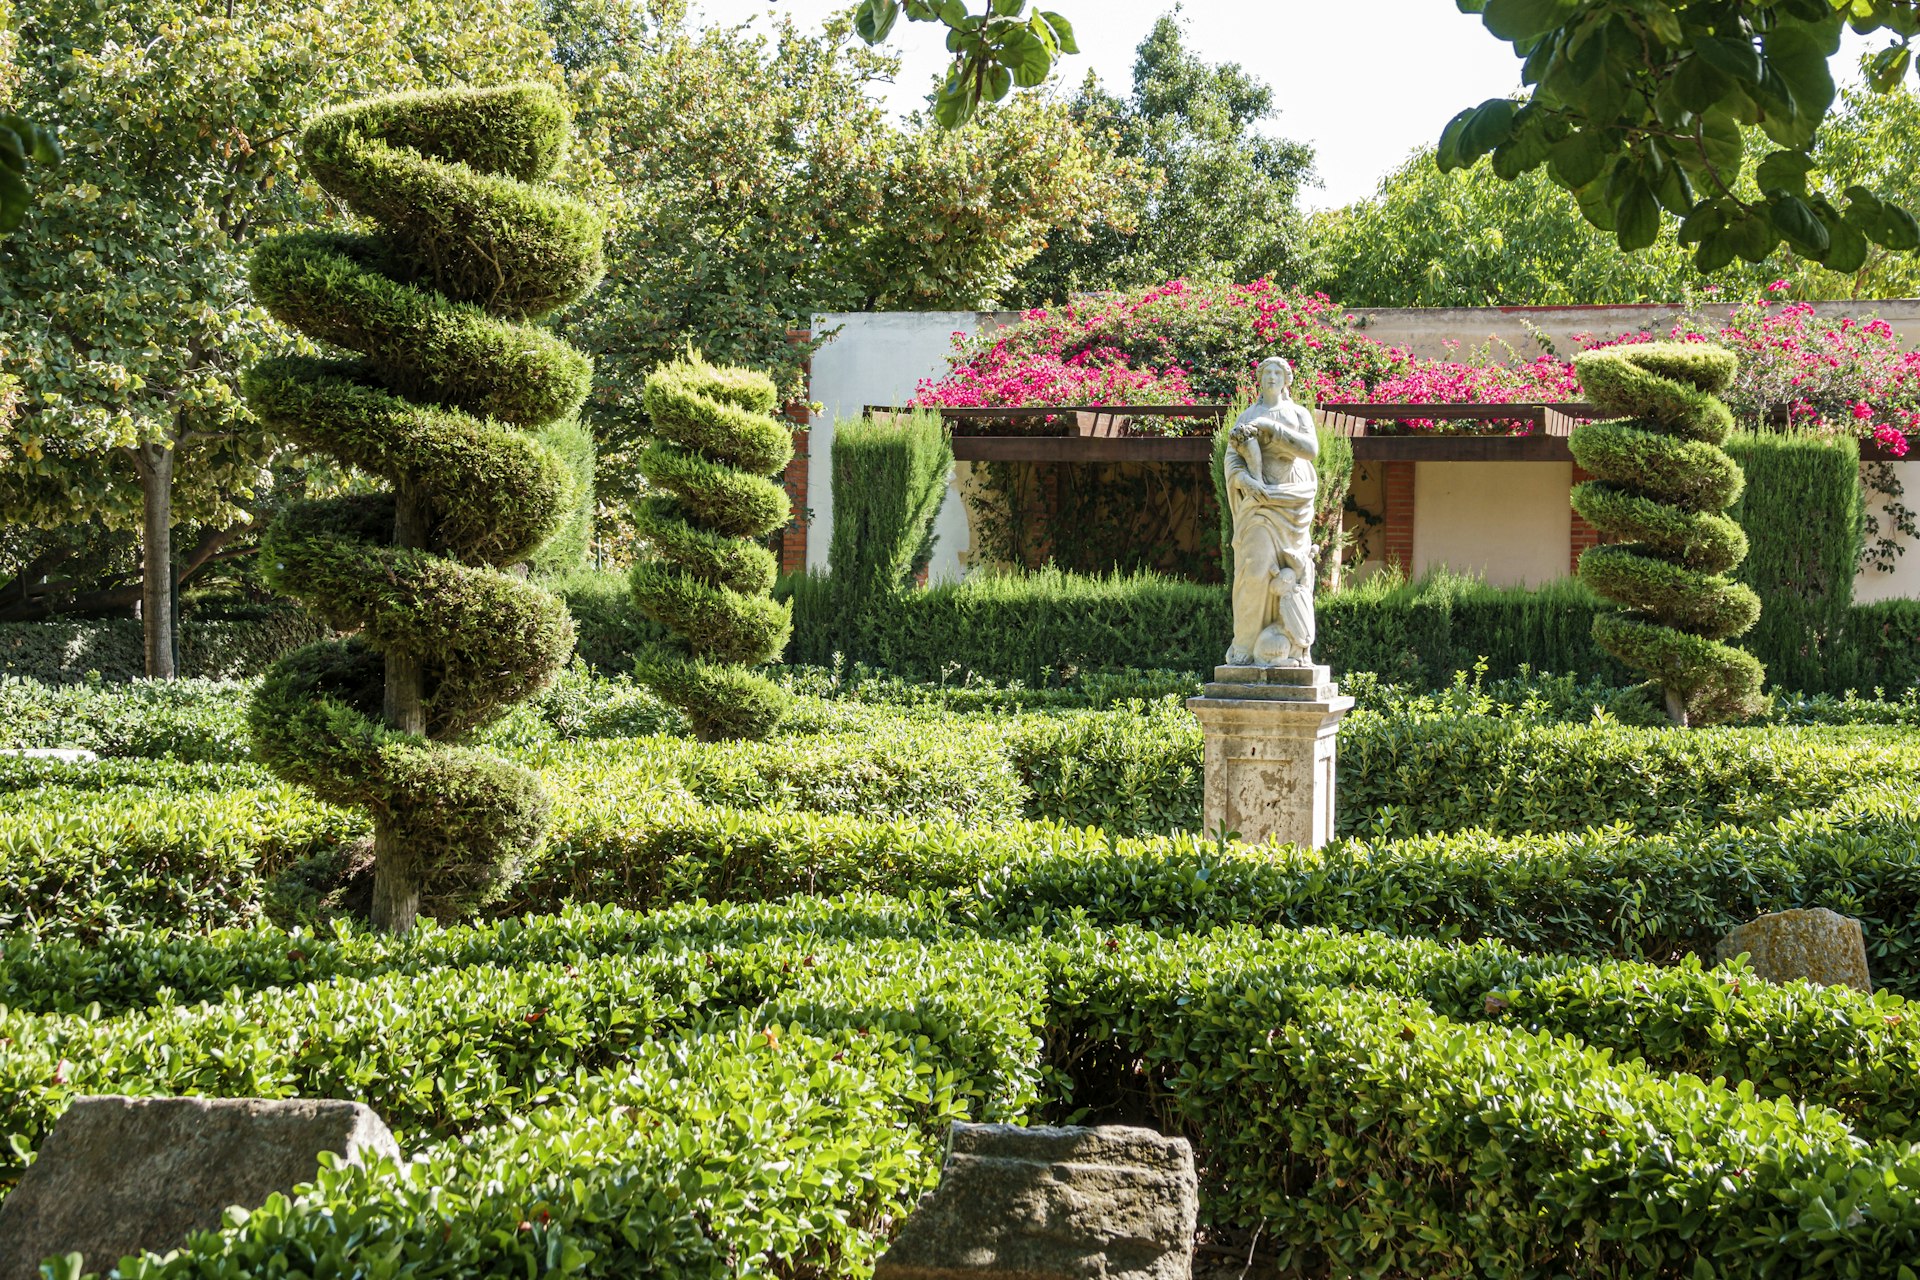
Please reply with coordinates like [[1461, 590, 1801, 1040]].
[[1693, 34, 1762, 85], [1669, 55, 1731, 115], [1825, 215, 1869, 273], [854, 0, 900, 45], [1038, 11, 1078, 55], [1548, 129, 1608, 189], [1481, 0, 1579, 43], [1613, 179, 1661, 251], [1461, 99, 1519, 163], [1755, 150, 1813, 196], [1694, 229, 1738, 272], [1770, 194, 1830, 254], [1869, 44, 1912, 92]]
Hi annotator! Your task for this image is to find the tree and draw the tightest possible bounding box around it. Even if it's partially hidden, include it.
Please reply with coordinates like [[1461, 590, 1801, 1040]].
[[555, 3, 1141, 521], [0, 0, 561, 678], [1011, 12, 1317, 305], [1444, 0, 1920, 274], [0, 0, 61, 234], [247, 84, 598, 934], [631, 354, 793, 741], [1571, 342, 1764, 726]]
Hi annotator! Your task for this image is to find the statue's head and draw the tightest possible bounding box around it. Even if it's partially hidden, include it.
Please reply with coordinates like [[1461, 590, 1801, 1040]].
[[1256, 356, 1293, 396]]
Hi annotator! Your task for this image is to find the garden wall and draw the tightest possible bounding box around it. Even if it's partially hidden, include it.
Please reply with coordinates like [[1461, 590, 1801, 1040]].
[[808, 305, 1920, 598]]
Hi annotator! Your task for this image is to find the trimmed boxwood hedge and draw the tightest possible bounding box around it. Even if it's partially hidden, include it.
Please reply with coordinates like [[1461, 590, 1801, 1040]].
[[7, 905, 1920, 1276]]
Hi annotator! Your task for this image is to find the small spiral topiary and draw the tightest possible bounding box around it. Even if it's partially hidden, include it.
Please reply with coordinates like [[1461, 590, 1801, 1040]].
[[243, 84, 605, 932], [1571, 342, 1764, 726], [630, 353, 794, 740]]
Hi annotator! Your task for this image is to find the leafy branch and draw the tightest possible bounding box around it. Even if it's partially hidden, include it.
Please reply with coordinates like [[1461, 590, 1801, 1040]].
[[1442, 0, 1920, 271], [852, 0, 1077, 126]]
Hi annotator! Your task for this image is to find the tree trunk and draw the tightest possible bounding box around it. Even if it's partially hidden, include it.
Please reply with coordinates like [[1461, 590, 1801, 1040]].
[[1663, 686, 1690, 729], [130, 444, 177, 680], [371, 488, 428, 935]]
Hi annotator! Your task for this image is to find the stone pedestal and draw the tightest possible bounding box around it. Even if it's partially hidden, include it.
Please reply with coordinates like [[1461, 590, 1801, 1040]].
[[1187, 664, 1353, 850]]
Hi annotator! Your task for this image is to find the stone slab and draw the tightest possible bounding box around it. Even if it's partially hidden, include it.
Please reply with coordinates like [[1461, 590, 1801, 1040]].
[[0, 1096, 400, 1280], [1201, 682, 1337, 703], [875, 1123, 1197, 1280], [1189, 689, 1352, 850], [1715, 907, 1873, 993], [1212, 663, 1330, 687]]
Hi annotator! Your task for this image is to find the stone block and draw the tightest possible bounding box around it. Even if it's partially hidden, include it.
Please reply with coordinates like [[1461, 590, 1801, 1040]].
[[1714, 907, 1873, 993], [0, 1096, 400, 1280], [1187, 684, 1352, 850], [875, 1123, 1197, 1280]]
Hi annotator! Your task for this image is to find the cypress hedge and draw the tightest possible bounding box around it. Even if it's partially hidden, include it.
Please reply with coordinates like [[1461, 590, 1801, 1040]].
[[243, 84, 603, 932], [824, 410, 953, 658], [1726, 432, 1863, 694]]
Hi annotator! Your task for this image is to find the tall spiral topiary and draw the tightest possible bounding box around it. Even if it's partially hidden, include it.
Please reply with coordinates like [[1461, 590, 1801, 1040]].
[[1571, 342, 1765, 726], [243, 84, 605, 932], [631, 353, 793, 740]]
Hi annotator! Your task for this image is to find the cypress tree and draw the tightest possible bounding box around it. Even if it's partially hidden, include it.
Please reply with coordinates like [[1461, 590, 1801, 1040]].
[[631, 353, 794, 740], [243, 84, 604, 932], [1571, 342, 1764, 726]]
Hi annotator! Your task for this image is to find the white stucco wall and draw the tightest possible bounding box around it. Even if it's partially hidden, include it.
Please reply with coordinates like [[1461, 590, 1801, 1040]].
[[1856, 461, 1920, 604], [1413, 461, 1574, 588], [806, 312, 992, 581]]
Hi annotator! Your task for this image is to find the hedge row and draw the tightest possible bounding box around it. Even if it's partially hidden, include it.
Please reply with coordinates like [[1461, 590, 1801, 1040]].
[[0, 612, 328, 684], [10, 749, 1920, 998], [7, 906, 1920, 1276], [10, 702, 1915, 943]]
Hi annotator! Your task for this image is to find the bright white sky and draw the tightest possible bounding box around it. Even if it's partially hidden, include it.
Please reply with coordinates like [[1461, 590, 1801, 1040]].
[[694, 0, 1882, 211]]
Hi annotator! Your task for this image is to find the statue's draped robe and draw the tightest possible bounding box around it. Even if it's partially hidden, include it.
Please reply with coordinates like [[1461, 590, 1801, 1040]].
[[1226, 416, 1316, 664]]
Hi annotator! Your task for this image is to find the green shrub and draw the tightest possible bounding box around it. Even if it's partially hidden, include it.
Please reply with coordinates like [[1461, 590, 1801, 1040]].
[[246, 84, 601, 930], [1726, 433, 1864, 694], [827, 410, 952, 655], [631, 353, 794, 739], [10, 908, 1920, 1276], [1572, 343, 1764, 724], [0, 676, 252, 761], [0, 613, 328, 684], [545, 568, 671, 674], [529, 416, 597, 574]]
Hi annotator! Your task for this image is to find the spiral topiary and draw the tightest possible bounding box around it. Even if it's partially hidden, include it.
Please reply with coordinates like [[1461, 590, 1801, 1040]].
[[630, 352, 794, 740], [1571, 342, 1765, 726], [242, 84, 605, 932]]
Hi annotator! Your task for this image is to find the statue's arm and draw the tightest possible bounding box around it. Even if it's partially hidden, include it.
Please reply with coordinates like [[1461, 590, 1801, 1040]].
[[1276, 408, 1319, 460]]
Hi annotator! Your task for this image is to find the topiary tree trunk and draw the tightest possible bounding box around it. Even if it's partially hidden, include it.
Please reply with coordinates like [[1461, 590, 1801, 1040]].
[[630, 353, 793, 740], [241, 84, 604, 934], [1571, 342, 1764, 727]]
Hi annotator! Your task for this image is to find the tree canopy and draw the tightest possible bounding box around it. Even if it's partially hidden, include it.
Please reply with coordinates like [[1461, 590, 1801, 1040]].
[[1011, 13, 1316, 305]]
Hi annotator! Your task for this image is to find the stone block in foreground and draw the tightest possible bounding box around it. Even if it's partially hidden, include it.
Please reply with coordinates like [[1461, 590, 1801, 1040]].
[[1715, 907, 1872, 993], [0, 1095, 400, 1280], [875, 1122, 1198, 1280]]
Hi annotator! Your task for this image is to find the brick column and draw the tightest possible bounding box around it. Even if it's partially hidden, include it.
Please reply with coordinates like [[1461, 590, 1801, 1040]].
[[1568, 464, 1601, 577], [780, 329, 814, 576], [1381, 460, 1415, 573]]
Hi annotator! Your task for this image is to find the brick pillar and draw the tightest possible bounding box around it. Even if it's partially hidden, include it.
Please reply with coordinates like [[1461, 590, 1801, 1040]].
[[1568, 464, 1601, 577], [1381, 460, 1415, 573], [781, 329, 814, 576]]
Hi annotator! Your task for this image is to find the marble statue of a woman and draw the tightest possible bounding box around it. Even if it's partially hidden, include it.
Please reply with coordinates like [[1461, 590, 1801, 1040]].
[[1224, 356, 1318, 667]]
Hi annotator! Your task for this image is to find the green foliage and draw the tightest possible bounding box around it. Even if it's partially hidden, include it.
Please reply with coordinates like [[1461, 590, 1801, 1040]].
[[1448, 0, 1920, 274], [11, 902, 1920, 1273], [529, 418, 596, 575], [826, 410, 954, 655], [246, 84, 600, 920], [0, 0, 564, 670], [546, 568, 669, 674], [1726, 434, 1864, 695], [557, 7, 1140, 520], [631, 354, 792, 741], [1573, 343, 1763, 724], [1012, 14, 1316, 302], [853, 0, 1078, 128], [0, 613, 326, 684]]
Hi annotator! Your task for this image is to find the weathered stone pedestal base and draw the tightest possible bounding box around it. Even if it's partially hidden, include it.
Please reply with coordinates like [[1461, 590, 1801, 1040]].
[[1187, 664, 1353, 849]]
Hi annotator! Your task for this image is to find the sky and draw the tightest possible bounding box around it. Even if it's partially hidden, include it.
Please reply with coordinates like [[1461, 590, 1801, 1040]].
[[694, 0, 1882, 212]]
